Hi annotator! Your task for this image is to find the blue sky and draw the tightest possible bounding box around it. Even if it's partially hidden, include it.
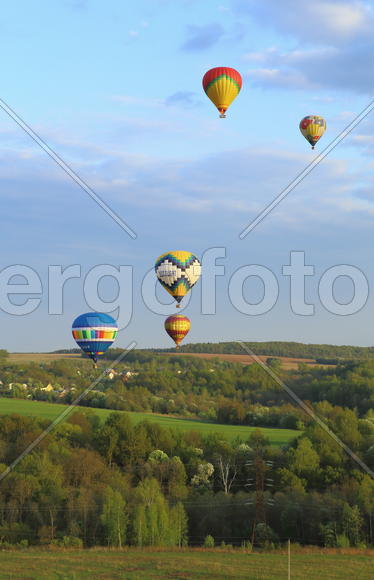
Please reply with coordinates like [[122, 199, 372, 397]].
[[1, 0, 374, 351]]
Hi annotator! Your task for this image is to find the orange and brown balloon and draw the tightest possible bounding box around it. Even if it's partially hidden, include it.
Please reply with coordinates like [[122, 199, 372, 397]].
[[164, 314, 190, 349]]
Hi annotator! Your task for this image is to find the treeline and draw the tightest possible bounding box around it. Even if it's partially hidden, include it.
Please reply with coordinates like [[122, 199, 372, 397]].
[[53, 341, 374, 360], [0, 406, 373, 548], [176, 341, 374, 360]]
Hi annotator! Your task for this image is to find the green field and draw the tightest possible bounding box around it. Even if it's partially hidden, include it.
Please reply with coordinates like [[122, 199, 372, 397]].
[[0, 548, 372, 579], [6, 353, 81, 363], [0, 397, 297, 446]]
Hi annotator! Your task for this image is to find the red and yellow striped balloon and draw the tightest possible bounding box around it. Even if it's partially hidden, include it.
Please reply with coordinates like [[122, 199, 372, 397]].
[[164, 315, 190, 349], [202, 67, 242, 118]]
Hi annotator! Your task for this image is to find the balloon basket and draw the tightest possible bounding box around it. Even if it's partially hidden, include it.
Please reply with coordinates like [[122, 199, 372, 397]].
[[176, 304, 181, 309], [219, 113, 226, 118]]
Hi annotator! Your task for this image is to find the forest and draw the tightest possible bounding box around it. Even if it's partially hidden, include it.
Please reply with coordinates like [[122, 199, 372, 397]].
[[0, 346, 373, 549], [0, 407, 373, 549], [174, 341, 374, 360]]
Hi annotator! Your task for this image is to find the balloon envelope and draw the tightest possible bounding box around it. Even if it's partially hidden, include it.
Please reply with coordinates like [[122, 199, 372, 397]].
[[72, 312, 118, 364], [202, 67, 242, 117], [165, 314, 190, 348], [300, 115, 326, 148], [155, 251, 201, 306]]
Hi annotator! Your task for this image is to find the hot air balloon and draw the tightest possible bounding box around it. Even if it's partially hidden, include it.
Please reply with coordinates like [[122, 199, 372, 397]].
[[299, 115, 326, 149], [203, 67, 242, 118], [72, 312, 118, 367], [165, 314, 190, 349], [155, 251, 201, 308]]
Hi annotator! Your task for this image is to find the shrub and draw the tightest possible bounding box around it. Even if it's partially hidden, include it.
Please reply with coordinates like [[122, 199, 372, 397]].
[[203, 535, 215, 548], [241, 540, 252, 552], [49, 536, 83, 549], [62, 536, 83, 548], [336, 534, 350, 548]]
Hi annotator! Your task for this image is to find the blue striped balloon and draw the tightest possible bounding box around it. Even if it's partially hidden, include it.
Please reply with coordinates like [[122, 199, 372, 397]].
[[72, 312, 118, 366]]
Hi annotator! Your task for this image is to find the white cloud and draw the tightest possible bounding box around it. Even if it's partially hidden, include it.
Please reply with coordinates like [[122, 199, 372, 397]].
[[308, 1, 368, 38], [352, 134, 374, 144], [243, 44, 374, 94], [235, 0, 374, 43], [2, 121, 374, 236], [248, 67, 312, 90], [310, 96, 336, 103], [243, 47, 279, 62]]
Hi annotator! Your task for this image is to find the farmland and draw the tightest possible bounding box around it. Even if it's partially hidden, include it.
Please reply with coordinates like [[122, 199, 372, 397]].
[[7, 352, 81, 363], [0, 397, 298, 446], [6, 351, 335, 370], [0, 548, 372, 579], [165, 351, 335, 370]]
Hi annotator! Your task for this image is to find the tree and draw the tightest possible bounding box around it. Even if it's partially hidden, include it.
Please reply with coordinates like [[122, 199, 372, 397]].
[[32, 454, 66, 541], [96, 422, 119, 467], [288, 438, 320, 477], [100, 487, 127, 547], [213, 441, 238, 494], [133, 504, 147, 547], [132, 477, 186, 547], [358, 475, 374, 545], [133, 478, 170, 546], [248, 429, 270, 456], [167, 456, 188, 501], [169, 502, 188, 547], [191, 462, 214, 489], [342, 503, 363, 547], [320, 522, 337, 547], [267, 358, 281, 371], [277, 468, 305, 492]]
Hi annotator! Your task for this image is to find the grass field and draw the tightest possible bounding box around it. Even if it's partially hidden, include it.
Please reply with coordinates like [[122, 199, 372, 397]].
[[7, 353, 81, 363], [165, 352, 335, 370], [6, 351, 335, 370], [0, 548, 372, 579], [0, 398, 298, 447]]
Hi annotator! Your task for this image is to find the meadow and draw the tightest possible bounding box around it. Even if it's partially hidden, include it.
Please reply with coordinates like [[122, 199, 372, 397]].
[[0, 397, 298, 446], [0, 548, 372, 579], [165, 352, 335, 370], [7, 351, 334, 370], [6, 353, 81, 363]]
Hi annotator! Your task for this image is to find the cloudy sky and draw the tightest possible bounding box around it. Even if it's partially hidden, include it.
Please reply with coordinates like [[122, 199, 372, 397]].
[[1, 0, 374, 351]]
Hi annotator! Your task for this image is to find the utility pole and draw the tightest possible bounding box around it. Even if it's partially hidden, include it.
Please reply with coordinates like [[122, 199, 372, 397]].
[[245, 454, 274, 547], [252, 459, 275, 546], [251, 455, 266, 546]]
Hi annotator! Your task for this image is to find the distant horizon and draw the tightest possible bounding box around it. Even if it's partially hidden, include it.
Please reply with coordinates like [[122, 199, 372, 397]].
[[7, 338, 374, 355]]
